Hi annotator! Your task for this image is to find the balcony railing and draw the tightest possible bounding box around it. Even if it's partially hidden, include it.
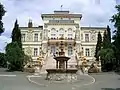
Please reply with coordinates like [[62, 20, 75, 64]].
[[49, 37, 75, 40], [49, 20, 74, 24]]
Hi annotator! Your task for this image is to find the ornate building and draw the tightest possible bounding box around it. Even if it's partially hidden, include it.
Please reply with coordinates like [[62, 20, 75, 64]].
[[20, 11, 106, 69]]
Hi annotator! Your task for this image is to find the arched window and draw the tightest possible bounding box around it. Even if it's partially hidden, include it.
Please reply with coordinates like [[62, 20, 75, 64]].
[[68, 46, 72, 56], [59, 28, 64, 36], [51, 46, 56, 55], [68, 28, 72, 39], [51, 28, 56, 39], [68, 28, 72, 33], [51, 28, 56, 33]]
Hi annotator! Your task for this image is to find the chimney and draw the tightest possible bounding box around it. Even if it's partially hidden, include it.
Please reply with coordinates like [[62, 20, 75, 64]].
[[28, 19, 33, 28]]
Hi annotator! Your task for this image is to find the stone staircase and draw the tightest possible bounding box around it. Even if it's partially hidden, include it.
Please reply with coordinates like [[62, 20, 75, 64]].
[[68, 55, 77, 69], [40, 54, 56, 74], [40, 53, 48, 74]]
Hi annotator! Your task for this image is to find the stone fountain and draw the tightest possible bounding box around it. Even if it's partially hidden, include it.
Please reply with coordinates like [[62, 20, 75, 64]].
[[46, 41, 78, 82]]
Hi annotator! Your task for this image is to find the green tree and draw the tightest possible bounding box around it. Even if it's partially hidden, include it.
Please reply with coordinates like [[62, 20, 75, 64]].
[[102, 31, 108, 49], [0, 52, 6, 67], [0, 3, 6, 35], [98, 48, 114, 71], [107, 25, 111, 44], [94, 31, 102, 61], [102, 26, 111, 49], [11, 20, 22, 49], [110, 5, 120, 66], [99, 26, 114, 71], [5, 42, 24, 71]]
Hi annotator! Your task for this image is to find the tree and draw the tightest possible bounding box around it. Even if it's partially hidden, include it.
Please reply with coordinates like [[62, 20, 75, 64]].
[[94, 31, 102, 61], [107, 25, 111, 43], [98, 48, 114, 71], [11, 20, 22, 49], [102, 26, 111, 49], [0, 3, 6, 35], [99, 26, 113, 71], [110, 5, 120, 66], [0, 52, 6, 67], [102, 31, 108, 49], [5, 42, 24, 71]]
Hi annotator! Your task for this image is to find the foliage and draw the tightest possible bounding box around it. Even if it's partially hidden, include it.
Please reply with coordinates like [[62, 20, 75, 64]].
[[23, 55, 32, 66], [110, 5, 120, 65], [0, 52, 6, 67], [0, 3, 5, 35], [98, 48, 114, 71], [98, 48, 114, 62], [94, 32, 102, 61], [102, 26, 111, 49], [11, 20, 22, 49], [107, 25, 111, 43], [5, 42, 24, 71]]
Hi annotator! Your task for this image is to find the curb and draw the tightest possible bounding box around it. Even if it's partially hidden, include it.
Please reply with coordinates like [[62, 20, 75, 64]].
[[27, 75, 48, 87], [0, 75, 17, 77], [72, 74, 95, 89]]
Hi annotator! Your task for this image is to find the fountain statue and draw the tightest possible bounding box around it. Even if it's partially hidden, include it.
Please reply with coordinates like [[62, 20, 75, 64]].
[[46, 41, 78, 81]]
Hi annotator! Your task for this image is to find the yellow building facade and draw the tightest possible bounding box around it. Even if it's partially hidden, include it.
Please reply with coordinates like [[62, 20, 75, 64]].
[[20, 11, 106, 69]]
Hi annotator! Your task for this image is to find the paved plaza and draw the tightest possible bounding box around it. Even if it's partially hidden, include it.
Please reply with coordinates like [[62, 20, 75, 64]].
[[0, 68, 120, 90]]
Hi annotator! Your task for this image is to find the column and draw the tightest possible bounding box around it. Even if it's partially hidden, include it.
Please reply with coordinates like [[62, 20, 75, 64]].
[[56, 61, 58, 69], [66, 61, 68, 69]]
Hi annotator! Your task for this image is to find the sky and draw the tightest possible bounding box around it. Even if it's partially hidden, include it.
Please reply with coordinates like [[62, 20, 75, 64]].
[[0, 0, 119, 52]]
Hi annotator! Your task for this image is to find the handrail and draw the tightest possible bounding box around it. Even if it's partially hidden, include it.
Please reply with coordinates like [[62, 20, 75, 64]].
[[75, 52, 80, 65], [41, 53, 48, 65]]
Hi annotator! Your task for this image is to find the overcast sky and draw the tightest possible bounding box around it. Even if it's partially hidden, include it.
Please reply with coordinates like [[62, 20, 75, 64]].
[[0, 0, 119, 52]]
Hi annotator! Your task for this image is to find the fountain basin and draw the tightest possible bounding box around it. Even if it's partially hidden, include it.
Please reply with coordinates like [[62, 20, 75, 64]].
[[46, 69, 78, 81], [54, 56, 70, 61], [46, 69, 77, 74]]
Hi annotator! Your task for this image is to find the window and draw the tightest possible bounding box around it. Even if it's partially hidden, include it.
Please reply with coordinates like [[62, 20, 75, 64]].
[[68, 34, 72, 36], [59, 28, 64, 36], [21, 34, 25, 42], [85, 34, 89, 42], [51, 28, 56, 33], [68, 28, 72, 33], [51, 46, 56, 54], [51, 34, 56, 36], [85, 48, 90, 56], [34, 33, 38, 41], [59, 34, 64, 37], [68, 46, 72, 56], [34, 48, 38, 56]]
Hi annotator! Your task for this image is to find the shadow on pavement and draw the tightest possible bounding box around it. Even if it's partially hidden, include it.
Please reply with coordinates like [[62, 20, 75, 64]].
[[101, 88, 120, 90]]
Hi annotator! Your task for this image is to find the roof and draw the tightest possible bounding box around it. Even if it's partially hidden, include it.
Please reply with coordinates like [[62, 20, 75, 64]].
[[81, 27, 107, 30], [19, 26, 43, 29], [41, 14, 82, 19], [54, 11, 70, 14]]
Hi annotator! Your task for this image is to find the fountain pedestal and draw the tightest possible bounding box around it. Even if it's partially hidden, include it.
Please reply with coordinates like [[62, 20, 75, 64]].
[[46, 41, 78, 81]]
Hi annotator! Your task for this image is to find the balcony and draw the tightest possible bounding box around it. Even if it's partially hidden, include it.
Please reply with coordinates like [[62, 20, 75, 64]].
[[49, 20, 74, 24], [48, 37, 75, 43]]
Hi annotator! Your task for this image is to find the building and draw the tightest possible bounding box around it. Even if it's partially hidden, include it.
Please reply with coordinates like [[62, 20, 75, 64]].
[[20, 11, 106, 69]]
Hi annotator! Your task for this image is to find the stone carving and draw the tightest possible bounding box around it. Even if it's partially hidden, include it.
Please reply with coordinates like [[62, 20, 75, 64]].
[[89, 30, 96, 41], [27, 30, 33, 41], [91, 47, 95, 57], [91, 33, 96, 41], [88, 62, 99, 73], [26, 46, 32, 56]]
